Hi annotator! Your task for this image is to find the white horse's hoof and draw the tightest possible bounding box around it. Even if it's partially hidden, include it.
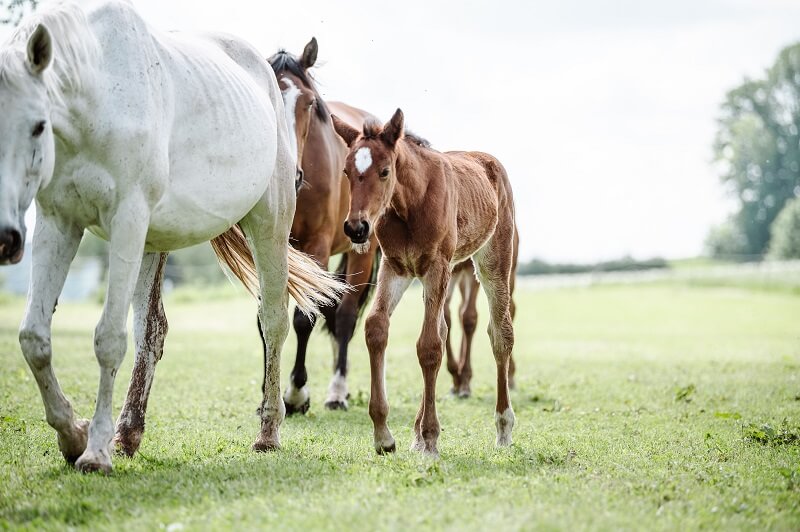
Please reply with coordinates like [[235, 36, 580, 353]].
[[75, 448, 112, 474], [57, 418, 90, 464]]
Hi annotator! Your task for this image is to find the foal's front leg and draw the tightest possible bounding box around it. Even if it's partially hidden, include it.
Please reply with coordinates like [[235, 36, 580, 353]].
[[19, 214, 86, 463], [115, 252, 169, 456], [411, 261, 450, 456], [76, 199, 149, 473], [365, 263, 411, 454]]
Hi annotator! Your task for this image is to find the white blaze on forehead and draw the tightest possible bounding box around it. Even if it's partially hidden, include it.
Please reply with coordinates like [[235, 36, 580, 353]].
[[279, 77, 300, 157], [354, 147, 373, 174]]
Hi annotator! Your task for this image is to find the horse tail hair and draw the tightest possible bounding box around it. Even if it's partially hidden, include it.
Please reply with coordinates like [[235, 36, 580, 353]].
[[210, 225, 347, 316]]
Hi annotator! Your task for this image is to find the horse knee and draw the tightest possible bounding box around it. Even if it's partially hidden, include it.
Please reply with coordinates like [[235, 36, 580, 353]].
[[94, 321, 128, 369], [19, 327, 51, 371], [416, 337, 443, 370], [461, 310, 478, 336], [365, 313, 388, 354]]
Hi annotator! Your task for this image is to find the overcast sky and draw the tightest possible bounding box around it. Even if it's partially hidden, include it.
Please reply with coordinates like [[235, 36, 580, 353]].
[[8, 1, 800, 262]]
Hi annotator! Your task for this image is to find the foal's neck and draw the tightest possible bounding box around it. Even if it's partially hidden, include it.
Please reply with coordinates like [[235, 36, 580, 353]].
[[389, 141, 431, 222]]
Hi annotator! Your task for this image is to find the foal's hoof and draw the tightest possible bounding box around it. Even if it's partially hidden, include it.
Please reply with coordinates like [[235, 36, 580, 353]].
[[457, 387, 471, 399], [324, 399, 348, 411], [284, 397, 310, 416], [252, 439, 281, 452], [58, 418, 90, 464], [375, 442, 396, 455], [75, 450, 112, 475]]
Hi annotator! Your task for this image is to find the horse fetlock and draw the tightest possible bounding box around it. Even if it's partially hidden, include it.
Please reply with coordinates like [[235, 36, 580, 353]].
[[253, 419, 281, 452], [324, 372, 349, 410], [495, 407, 515, 447], [57, 418, 89, 463], [19, 328, 51, 370], [283, 383, 310, 416]]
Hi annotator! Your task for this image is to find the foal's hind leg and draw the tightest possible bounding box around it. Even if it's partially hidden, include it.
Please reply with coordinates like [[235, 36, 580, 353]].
[[19, 215, 87, 463], [443, 275, 460, 393], [456, 272, 480, 398], [473, 236, 516, 447], [115, 252, 169, 457]]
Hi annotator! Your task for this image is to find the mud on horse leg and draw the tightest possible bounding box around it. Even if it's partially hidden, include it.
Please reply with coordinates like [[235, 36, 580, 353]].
[[115, 252, 169, 457]]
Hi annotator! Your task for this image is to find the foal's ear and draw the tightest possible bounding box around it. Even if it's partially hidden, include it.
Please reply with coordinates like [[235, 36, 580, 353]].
[[332, 114, 360, 147], [382, 108, 404, 147], [27, 24, 53, 75], [301, 37, 318, 69]]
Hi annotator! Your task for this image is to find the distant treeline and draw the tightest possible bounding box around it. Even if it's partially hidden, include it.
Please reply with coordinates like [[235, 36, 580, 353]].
[[517, 256, 669, 276]]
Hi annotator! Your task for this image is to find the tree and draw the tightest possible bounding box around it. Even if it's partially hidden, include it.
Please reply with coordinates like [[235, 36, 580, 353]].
[[711, 42, 800, 258], [0, 0, 38, 26], [768, 197, 800, 259]]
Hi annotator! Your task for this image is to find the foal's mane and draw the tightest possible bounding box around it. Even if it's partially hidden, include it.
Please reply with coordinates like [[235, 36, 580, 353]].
[[268, 49, 330, 122], [362, 118, 433, 150], [0, 1, 99, 107]]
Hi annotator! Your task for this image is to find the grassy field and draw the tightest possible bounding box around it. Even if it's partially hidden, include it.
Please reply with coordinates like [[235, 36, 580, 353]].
[[1, 280, 799, 530]]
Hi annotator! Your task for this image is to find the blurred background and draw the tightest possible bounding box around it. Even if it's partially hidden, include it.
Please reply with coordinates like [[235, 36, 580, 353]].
[[2, 0, 800, 298]]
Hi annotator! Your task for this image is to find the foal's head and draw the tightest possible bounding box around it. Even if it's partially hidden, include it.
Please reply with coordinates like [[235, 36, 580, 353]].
[[268, 38, 328, 192], [0, 25, 56, 264], [332, 109, 405, 251]]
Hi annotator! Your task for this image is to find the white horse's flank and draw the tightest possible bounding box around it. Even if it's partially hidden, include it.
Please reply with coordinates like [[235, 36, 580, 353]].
[[0, 0, 343, 473]]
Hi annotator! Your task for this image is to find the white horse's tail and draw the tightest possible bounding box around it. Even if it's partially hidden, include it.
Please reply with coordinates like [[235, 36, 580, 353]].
[[210, 224, 347, 316]]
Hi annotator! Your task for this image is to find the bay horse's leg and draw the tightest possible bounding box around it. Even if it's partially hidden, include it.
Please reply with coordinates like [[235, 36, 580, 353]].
[[283, 244, 331, 415], [76, 200, 150, 473], [508, 265, 518, 390], [443, 273, 460, 394], [456, 271, 480, 398], [324, 248, 377, 410], [115, 252, 169, 456], [410, 261, 450, 456], [365, 262, 411, 454], [473, 234, 516, 447], [18, 214, 87, 464]]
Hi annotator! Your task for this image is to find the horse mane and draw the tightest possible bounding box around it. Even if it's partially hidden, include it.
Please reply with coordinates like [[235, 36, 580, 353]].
[[268, 49, 330, 123], [362, 118, 433, 150], [0, 1, 99, 108]]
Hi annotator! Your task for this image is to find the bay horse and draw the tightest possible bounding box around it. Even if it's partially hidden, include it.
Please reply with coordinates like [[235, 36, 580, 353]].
[[0, 0, 343, 473], [267, 38, 380, 414], [444, 229, 518, 397], [332, 109, 517, 456]]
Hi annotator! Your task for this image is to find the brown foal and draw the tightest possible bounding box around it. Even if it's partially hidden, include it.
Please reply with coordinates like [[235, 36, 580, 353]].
[[333, 109, 517, 456], [268, 39, 380, 413], [445, 228, 519, 398]]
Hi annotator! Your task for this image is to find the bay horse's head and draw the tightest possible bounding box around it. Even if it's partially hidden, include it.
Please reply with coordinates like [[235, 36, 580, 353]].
[[332, 108, 404, 252], [0, 25, 56, 265], [268, 38, 328, 193]]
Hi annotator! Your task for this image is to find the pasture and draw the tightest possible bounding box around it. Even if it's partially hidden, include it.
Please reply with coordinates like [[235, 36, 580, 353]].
[[1, 279, 799, 530]]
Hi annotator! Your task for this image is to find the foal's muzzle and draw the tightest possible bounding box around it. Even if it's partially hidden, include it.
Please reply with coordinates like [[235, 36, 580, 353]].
[[0, 226, 23, 265], [343, 220, 370, 244]]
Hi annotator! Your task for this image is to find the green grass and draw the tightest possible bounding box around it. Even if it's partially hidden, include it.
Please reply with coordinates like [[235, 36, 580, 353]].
[[1, 282, 799, 530]]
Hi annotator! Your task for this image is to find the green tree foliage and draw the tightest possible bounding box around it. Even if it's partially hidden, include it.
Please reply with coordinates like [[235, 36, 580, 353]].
[[768, 197, 800, 259], [1, 0, 38, 26], [712, 42, 800, 258]]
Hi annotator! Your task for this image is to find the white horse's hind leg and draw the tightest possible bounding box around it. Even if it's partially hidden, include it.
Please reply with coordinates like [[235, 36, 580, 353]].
[[240, 144, 295, 451], [115, 252, 169, 457], [19, 214, 87, 463], [76, 199, 149, 473]]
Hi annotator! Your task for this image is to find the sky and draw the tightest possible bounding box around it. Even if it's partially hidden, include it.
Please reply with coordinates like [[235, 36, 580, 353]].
[[6, 0, 800, 262]]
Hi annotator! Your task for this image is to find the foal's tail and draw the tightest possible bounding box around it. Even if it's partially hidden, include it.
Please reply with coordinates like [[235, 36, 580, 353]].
[[210, 225, 347, 316]]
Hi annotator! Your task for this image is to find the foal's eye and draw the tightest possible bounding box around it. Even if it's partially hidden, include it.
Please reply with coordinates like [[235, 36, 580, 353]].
[[379, 168, 390, 179], [31, 121, 46, 138]]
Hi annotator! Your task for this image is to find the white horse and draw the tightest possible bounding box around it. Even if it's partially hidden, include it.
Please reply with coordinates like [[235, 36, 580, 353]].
[[0, 0, 344, 473]]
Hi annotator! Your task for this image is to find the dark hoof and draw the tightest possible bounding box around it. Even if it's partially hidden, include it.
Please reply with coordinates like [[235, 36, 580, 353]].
[[376, 442, 396, 455], [284, 397, 310, 416], [324, 400, 348, 411], [252, 440, 281, 452], [76, 461, 112, 475]]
